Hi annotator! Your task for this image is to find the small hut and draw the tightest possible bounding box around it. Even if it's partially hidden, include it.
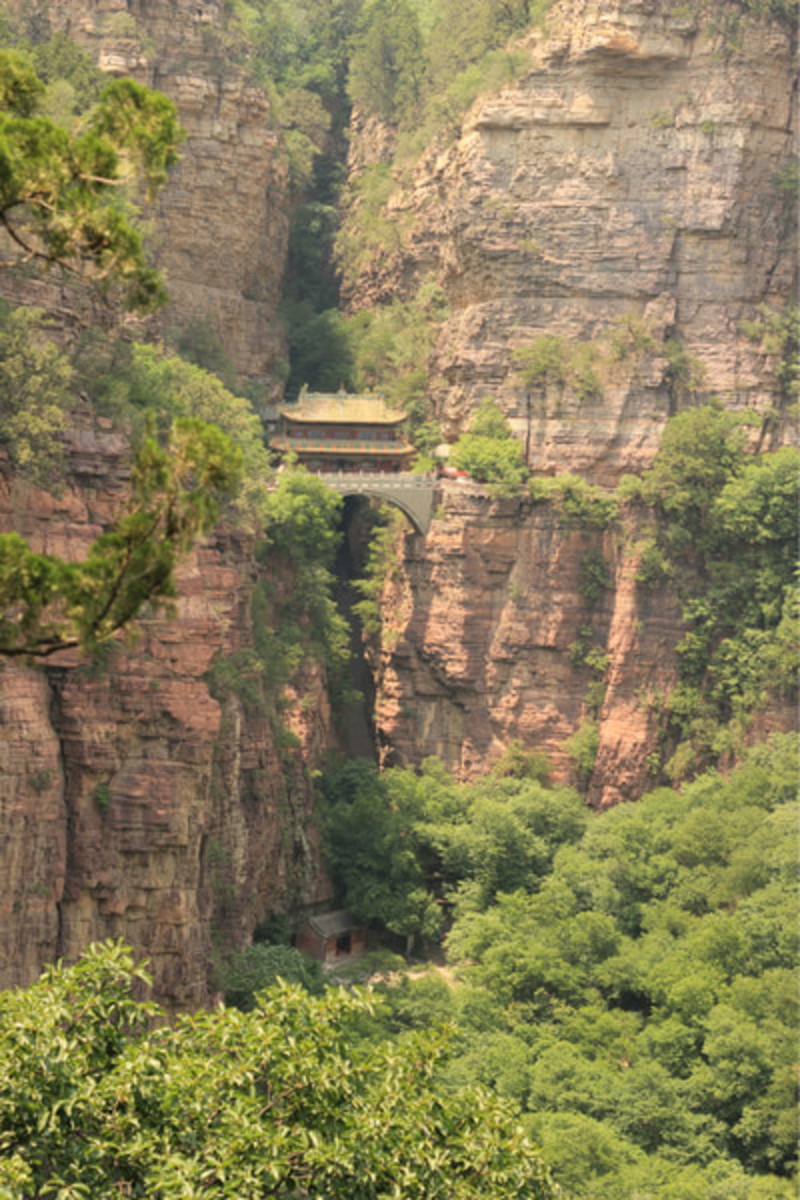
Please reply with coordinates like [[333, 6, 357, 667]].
[[294, 910, 366, 964]]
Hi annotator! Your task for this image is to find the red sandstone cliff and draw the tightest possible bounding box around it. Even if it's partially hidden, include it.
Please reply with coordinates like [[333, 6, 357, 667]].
[[0, 427, 333, 1006], [345, 0, 796, 795], [373, 482, 795, 807], [0, 0, 796, 999]]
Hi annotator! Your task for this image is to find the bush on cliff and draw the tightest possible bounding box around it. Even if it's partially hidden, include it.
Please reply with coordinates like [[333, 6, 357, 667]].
[[451, 399, 528, 495]]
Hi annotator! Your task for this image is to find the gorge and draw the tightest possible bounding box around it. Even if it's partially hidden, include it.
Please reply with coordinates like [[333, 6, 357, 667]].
[[0, 0, 796, 1023]]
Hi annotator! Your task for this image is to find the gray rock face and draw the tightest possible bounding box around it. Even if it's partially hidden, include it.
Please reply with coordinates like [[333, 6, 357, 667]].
[[344, 0, 797, 482]]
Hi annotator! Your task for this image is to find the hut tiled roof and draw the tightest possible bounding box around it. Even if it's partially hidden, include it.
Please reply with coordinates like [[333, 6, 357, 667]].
[[306, 909, 358, 939]]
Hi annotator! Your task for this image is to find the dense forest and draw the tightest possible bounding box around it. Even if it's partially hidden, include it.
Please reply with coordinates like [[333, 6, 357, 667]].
[[0, 0, 797, 1196]]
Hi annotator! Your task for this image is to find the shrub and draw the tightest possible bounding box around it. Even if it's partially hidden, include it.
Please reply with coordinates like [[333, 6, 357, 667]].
[[451, 400, 528, 495], [219, 943, 325, 1010], [565, 719, 600, 788], [530, 474, 618, 529]]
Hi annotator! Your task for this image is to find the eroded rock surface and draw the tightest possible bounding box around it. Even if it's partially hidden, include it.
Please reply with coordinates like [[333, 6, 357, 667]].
[[374, 482, 793, 807], [0, 432, 332, 1007], [345, 0, 796, 481], [4, 0, 288, 391]]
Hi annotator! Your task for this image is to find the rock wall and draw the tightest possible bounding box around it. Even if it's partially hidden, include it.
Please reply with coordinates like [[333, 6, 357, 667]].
[[345, 0, 797, 482], [373, 481, 793, 807], [5, 0, 289, 393], [0, 430, 333, 1007]]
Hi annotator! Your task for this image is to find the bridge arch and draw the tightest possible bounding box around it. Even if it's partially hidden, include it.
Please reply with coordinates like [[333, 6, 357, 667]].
[[316, 473, 435, 536]]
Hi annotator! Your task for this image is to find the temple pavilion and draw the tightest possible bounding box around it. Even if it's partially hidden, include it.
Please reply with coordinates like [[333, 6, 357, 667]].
[[270, 390, 415, 473]]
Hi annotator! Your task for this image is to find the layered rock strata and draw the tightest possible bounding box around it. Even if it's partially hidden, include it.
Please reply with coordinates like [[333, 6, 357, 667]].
[[374, 482, 792, 807], [0, 430, 332, 1007], [345, 0, 797, 482], [4, 0, 288, 391]]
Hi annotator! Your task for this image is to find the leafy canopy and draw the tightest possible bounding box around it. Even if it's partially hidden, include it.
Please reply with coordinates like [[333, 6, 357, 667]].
[[0, 939, 555, 1199], [333, 737, 798, 1200], [451, 399, 528, 495], [0, 305, 70, 487]]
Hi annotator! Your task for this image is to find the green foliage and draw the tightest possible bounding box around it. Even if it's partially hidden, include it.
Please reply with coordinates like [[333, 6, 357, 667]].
[[529, 473, 618, 528], [635, 537, 672, 588], [514, 333, 602, 403], [93, 781, 111, 813], [254, 469, 350, 683], [451, 399, 528, 495], [342, 276, 449, 430], [578, 548, 612, 605], [25, 32, 106, 124], [353, 505, 403, 641], [170, 315, 237, 385], [0, 418, 242, 657], [219, 942, 325, 1009], [627, 408, 799, 774], [607, 312, 658, 362], [0, 305, 70, 486], [706, 0, 797, 50], [565, 718, 600, 788], [740, 303, 799, 403], [319, 755, 587, 930], [90, 342, 273, 523], [490, 739, 552, 784], [663, 336, 706, 403], [264, 468, 343, 572], [348, 0, 424, 123], [347, 737, 798, 1200], [282, 301, 355, 399], [318, 759, 442, 941], [638, 405, 746, 545], [0, 48, 184, 313], [335, 162, 407, 277], [0, 940, 555, 1198]]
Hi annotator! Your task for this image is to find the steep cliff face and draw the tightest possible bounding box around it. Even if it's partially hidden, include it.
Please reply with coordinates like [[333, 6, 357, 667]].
[[345, 0, 796, 481], [0, 430, 333, 1007], [345, 0, 796, 795], [374, 483, 666, 804], [6, 0, 289, 391], [373, 481, 794, 807]]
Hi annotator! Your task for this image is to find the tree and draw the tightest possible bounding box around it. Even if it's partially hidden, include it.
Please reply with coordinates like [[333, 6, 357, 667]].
[[0, 418, 242, 657], [451, 399, 528, 495], [0, 305, 70, 487], [0, 50, 249, 660], [638, 404, 746, 545], [348, 0, 424, 124], [319, 759, 442, 945], [0, 940, 556, 1199], [0, 47, 183, 313], [95, 341, 275, 523], [220, 943, 325, 1010]]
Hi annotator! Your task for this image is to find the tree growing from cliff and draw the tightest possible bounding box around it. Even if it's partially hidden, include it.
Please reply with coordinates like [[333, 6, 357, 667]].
[[0, 940, 555, 1198], [0, 419, 242, 658], [0, 47, 183, 313], [0, 51, 255, 659], [451, 398, 529, 495], [0, 305, 71, 487]]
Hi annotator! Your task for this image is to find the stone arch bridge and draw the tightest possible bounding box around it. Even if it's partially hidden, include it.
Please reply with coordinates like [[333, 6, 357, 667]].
[[317, 472, 435, 535]]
